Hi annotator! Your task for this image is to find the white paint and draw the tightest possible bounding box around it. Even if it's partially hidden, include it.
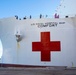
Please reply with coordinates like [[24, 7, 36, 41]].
[[0, 39, 3, 59], [0, 17, 76, 67]]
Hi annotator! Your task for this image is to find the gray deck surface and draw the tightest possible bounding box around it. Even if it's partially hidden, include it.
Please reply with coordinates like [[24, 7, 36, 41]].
[[0, 67, 76, 75]]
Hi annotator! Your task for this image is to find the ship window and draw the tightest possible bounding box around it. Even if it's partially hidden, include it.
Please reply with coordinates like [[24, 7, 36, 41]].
[[0, 39, 3, 59]]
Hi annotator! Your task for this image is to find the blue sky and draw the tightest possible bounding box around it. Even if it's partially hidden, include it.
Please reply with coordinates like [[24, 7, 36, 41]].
[[0, 0, 60, 18], [0, 0, 60, 58]]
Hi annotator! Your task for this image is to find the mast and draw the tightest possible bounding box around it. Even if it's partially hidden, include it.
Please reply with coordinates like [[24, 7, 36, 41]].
[[55, 0, 76, 17]]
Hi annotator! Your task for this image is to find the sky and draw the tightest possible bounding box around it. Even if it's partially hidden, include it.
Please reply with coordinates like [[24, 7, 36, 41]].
[[0, 0, 61, 58], [0, 0, 60, 18]]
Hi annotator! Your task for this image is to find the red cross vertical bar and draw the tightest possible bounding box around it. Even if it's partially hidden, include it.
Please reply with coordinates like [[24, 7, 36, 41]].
[[32, 32, 61, 61]]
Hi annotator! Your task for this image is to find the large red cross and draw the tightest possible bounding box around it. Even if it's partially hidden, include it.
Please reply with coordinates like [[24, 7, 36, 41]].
[[32, 32, 61, 61]]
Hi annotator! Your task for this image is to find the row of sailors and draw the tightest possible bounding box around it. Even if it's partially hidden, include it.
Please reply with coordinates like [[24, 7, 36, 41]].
[[15, 13, 60, 20]]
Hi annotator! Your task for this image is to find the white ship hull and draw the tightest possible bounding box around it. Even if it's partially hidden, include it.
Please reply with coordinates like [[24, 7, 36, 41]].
[[0, 17, 76, 67]]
